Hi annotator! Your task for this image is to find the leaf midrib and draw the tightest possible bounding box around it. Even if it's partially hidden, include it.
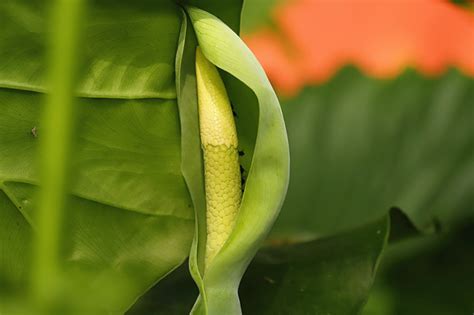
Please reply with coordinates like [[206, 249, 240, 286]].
[[0, 85, 178, 100], [0, 178, 194, 231]]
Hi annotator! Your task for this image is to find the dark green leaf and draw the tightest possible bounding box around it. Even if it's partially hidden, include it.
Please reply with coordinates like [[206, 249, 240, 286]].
[[363, 221, 474, 315], [273, 68, 474, 241], [240, 216, 389, 315]]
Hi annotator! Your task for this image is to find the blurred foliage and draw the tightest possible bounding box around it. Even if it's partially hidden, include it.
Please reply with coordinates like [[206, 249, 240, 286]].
[[241, 0, 280, 32], [273, 67, 474, 241], [240, 216, 388, 315], [451, 0, 474, 7], [363, 220, 474, 315]]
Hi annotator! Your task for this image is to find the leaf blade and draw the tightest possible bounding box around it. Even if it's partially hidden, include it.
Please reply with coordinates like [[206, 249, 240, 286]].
[[0, 0, 181, 99], [273, 68, 474, 241]]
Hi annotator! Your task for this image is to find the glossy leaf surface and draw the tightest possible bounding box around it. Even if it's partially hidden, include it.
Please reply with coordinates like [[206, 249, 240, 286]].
[[0, 0, 181, 99], [0, 88, 194, 312]]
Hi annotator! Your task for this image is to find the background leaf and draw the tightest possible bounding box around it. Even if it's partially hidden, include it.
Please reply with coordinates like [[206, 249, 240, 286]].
[[363, 219, 474, 315], [241, 0, 281, 33], [240, 216, 389, 315], [272, 68, 474, 241]]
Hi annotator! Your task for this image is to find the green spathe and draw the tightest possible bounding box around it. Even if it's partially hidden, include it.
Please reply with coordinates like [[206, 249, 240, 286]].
[[180, 6, 290, 314]]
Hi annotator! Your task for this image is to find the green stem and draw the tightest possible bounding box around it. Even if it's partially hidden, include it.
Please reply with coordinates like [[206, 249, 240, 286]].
[[31, 0, 86, 308]]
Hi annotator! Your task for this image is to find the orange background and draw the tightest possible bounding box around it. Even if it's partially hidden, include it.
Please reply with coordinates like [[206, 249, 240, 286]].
[[244, 0, 474, 95]]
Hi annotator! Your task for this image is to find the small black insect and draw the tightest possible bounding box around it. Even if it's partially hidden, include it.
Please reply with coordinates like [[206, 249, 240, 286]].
[[238, 150, 245, 156], [230, 102, 238, 118], [240, 165, 247, 190]]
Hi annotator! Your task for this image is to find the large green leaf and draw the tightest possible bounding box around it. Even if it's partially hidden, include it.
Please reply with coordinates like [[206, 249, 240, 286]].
[[0, 89, 192, 218], [0, 87, 194, 312], [178, 7, 290, 314], [1, 183, 193, 313], [0, 1, 197, 311], [272, 68, 474, 241], [128, 215, 389, 314], [0, 190, 31, 297], [1, 0, 254, 313], [0, 0, 181, 99], [363, 220, 474, 315], [240, 215, 389, 314]]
